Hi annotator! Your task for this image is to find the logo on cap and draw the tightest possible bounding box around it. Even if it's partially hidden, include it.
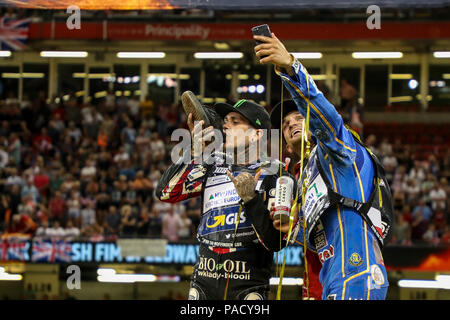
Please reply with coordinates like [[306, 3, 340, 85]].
[[234, 99, 246, 108]]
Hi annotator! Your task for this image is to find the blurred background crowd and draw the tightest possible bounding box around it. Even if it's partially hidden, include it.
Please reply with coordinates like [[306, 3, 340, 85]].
[[0, 83, 448, 247]]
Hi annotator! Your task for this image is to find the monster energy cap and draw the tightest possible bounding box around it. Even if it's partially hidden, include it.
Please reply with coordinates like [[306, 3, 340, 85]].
[[214, 99, 271, 131]]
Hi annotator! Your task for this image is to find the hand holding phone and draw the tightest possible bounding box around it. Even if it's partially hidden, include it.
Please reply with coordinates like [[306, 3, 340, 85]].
[[251, 24, 272, 45]]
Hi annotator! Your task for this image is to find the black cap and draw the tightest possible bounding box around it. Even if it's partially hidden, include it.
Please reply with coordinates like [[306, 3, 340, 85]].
[[270, 100, 300, 129], [214, 99, 271, 131]]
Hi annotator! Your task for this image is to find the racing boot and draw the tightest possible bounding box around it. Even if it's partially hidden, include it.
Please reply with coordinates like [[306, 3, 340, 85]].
[[181, 91, 223, 132]]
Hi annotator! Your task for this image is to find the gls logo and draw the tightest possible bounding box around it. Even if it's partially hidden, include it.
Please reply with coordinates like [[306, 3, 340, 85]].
[[206, 213, 246, 228]]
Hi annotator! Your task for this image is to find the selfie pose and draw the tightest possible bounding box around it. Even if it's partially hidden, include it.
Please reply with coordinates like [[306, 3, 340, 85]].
[[254, 30, 394, 300]]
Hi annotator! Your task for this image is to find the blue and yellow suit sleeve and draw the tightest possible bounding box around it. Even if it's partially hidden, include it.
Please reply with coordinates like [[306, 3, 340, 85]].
[[275, 60, 389, 300]]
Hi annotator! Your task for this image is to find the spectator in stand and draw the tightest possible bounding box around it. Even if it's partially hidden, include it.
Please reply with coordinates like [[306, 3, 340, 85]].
[[408, 160, 426, 184], [113, 146, 129, 164], [104, 205, 121, 238], [67, 190, 82, 228], [35, 219, 50, 238], [441, 225, 450, 245], [35, 203, 49, 226], [81, 159, 97, 183], [422, 223, 440, 245], [135, 127, 151, 158], [178, 211, 192, 240], [34, 128, 53, 157], [8, 133, 21, 166], [148, 204, 162, 238], [440, 178, 450, 209], [48, 190, 67, 224], [80, 201, 96, 231], [6, 213, 36, 236], [150, 132, 165, 162], [405, 178, 421, 205], [119, 159, 136, 181], [140, 95, 155, 118], [378, 137, 393, 158], [0, 194, 10, 231], [121, 120, 136, 156], [18, 195, 34, 217], [5, 168, 24, 187], [120, 205, 137, 237], [46, 220, 66, 238], [429, 181, 447, 212], [49, 168, 65, 195], [64, 220, 80, 239], [412, 198, 433, 222], [392, 213, 412, 246], [0, 145, 8, 169], [67, 121, 82, 145], [391, 165, 407, 193], [161, 205, 180, 242], [364, 134, 379, 156], [185, 197, 201, 235], [382, 149, 397, 185], [427, 155, 440, 177], [411, 211, 428, 243], [33, 167, 50, 200], [127, 95, 140, 122], [421, 173, 436, 206], [21, 178, 40, 204], [6, 185, 21, 216], [133, 170, 152, 201], [136, 206, 150, 237]]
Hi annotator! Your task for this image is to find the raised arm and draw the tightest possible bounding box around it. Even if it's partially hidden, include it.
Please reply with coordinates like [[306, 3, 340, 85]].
[[254, 33, 357, 166]]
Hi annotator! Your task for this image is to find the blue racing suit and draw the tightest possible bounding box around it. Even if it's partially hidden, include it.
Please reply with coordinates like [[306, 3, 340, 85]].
[[276, 59, 390, 300]]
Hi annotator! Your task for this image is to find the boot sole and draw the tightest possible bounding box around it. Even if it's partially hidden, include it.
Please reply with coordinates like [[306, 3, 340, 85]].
[[181, 91, 211, 127]]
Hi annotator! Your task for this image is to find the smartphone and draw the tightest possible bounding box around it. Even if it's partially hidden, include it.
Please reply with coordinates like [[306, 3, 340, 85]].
[[251, 24, 272, 45]]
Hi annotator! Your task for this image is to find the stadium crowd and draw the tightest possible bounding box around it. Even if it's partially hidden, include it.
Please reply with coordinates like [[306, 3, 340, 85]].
[[0, 88, 448, 246]]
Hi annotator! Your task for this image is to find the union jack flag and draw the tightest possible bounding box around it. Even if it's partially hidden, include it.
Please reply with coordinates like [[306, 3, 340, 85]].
[[32, 238, 72, 263], [0, 17, 30, 51], [0, 235, 31, 261]]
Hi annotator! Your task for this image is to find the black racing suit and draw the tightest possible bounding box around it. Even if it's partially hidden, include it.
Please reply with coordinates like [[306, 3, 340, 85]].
[[156, 154, 288, 300]]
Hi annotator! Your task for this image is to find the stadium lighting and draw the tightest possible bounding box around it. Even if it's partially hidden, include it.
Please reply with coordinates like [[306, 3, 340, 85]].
[[117, 52, 166, 59], [214, 42, 230, 50], [2, 73, 45, 78], [0, 267, 23, 281], [398, 278, 450, 289], [0, 273, 23, 281], [433, 51, 450, 58], [40, 51, 88, 58], [194, 52, 244, 59], [270, 277, 304, 286], [389, 73, 413, 80], [311, 74, 337, 81], [352, 52, 403, 59], [0, 51, 12, 57], [292, 52, 322, 59], [96, 268, 179, 283], [389, 96, 413, 103]]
